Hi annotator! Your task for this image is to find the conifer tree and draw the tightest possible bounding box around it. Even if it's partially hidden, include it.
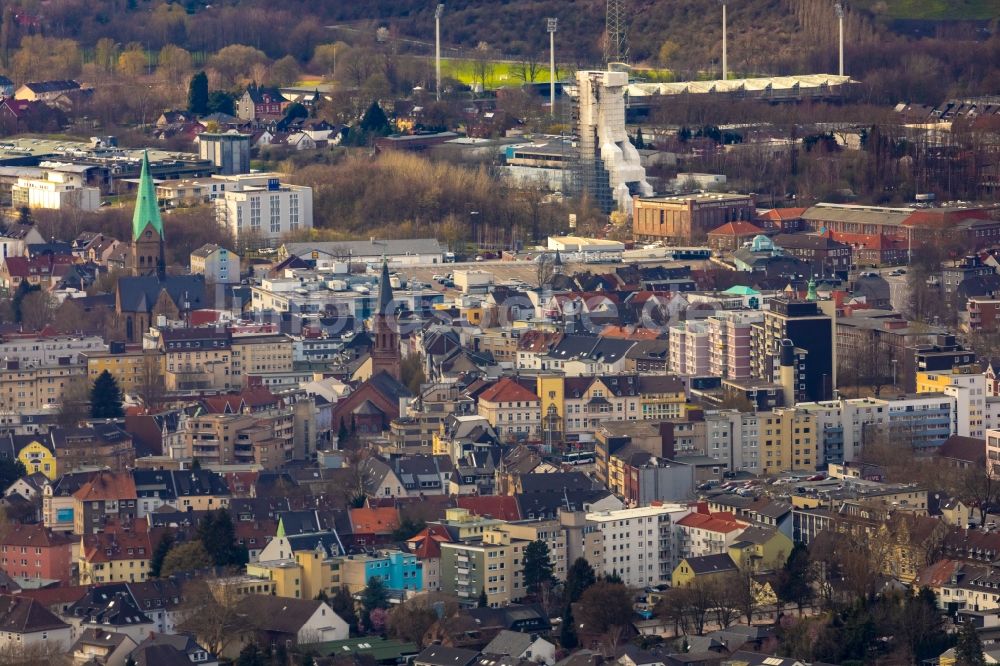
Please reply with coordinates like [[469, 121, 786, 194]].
[[90, 370, 124, 419]]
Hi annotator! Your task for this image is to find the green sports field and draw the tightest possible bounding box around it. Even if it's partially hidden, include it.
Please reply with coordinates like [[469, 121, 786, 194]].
[[852, 0, 997, 20], [440, 58, 558, 89]]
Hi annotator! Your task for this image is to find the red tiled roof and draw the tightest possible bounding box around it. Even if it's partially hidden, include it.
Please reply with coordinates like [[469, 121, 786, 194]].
[[677, 510, 748, 533], [599, 325, 662, 340], [81, 530, 152, 564], [202, 386, 282, 414], [407, 524, 453, 559], [224, 471, 260, 496], [18, 585, 89, 607], [2, 254, 74, 279], [708, 221, 765, 237], [235, 519, 277, 547], [914, 558, 959, 588], [517, 330, 562, 353], [0, 523, 73, 549], [758, 207, 807, 221], [456, 495, 521, 522], [349, 507, 400, 535], [478, 377, 539, 404], [903, 208, 994, 227], [72, 471, 137, 502]]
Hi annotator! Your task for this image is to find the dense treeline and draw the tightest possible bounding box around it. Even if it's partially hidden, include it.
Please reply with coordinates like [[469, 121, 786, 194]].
[[286, 152, 602, 248], [0, 0, 997, 106]]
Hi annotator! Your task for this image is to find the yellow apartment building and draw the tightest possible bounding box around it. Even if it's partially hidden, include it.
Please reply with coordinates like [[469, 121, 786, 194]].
[[83, 349, 162, 394], [757, 408, 817, 473]]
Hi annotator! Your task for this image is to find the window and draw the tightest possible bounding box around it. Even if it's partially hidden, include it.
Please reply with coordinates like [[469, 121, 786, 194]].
[[270, 195, 281, 233], [250, 196, 261, 229], [289, 194, 299, 230]]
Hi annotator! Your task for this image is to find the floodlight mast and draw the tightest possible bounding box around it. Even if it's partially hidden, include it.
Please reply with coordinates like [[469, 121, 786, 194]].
[[435, 4, 445, 101], [547, 18, 558, 117], [720, 0, 728, 80], [834, 2, 845, 77]]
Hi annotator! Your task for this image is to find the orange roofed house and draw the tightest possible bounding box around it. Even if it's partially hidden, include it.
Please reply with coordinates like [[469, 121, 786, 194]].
[[72, 471, 137, 535], [707, 221, 768, 253], [406, 523, 453, 592], [348, 506, 400, 548], [675, 506, 750, 559], [476, 377, 541, 442]]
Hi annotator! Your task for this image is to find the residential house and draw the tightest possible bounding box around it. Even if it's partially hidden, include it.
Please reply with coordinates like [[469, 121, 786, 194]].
[[414, 647, 480, 666], [236, 85, 288, 121], [130, 633, 218, 666], [70, 628, 138, 666], [675, 510, 750, 559], [14, 80, 81, 102], [477, 378, 541, 442], [482, 630, 556, 665], [228, 595, 348, 658], [0, 593, 72, 654], [78, 527, 153, 584], [190, 243, 241, 285], [671, 553, 739, 587], [0, 523, 74, 584], [72, 470, 138, 534]]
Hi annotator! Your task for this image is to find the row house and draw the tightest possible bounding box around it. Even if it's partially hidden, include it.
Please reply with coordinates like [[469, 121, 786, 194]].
[[675, 509, 750, 559], [154, 327, 234, 392], [72, 471, 137, 535], [176, 409, 293, 469], [0, 523, 74, 584], [477, 378, 541, 442], [536, 374, 687, 445], [79, 528, 153, 584], [0, 359, 86, 412]]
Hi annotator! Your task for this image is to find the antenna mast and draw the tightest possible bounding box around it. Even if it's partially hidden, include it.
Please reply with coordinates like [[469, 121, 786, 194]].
[[605, 0, 629, 66]]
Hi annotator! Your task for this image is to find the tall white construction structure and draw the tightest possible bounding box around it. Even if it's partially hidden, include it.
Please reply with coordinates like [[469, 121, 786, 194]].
[[574, 70, 652, 214], [547, 18, 557, 117], [435, 4, 444, 101], [720, 0, 728, 80], [834, 2, 845, 76]]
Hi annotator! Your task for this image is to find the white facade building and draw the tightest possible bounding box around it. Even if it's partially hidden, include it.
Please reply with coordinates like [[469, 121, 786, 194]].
[[190, 243, 241, 284], [585, 504, 691, 587], [0, 335, 105, 366], [11, 166, 100, 211], [215, 175, 313, 249]]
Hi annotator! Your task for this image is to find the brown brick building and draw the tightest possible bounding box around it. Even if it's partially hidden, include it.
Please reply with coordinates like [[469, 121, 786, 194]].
[[633, 193, 756, 244]]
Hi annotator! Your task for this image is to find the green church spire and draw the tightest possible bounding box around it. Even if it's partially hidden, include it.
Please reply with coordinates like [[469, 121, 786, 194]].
[[806, 276, 818, 301], [132, 151, 164, 242]]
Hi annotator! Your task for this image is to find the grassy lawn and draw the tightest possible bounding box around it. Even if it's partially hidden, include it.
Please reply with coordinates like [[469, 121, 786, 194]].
[[295, 75, 326, 87], [441, 58, 557, 88], [852, 0, 997, 19]]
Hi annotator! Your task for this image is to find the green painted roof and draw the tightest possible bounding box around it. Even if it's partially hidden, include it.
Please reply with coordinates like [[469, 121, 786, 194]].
[[304, 637, 420, 661], [723, 285, 760, 296], [132, 151, 164, 241]]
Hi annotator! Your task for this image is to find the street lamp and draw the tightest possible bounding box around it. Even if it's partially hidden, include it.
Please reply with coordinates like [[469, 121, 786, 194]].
[[546, 18, 558, 118], [435, 4, 445, 102], [469, 211, 480, 252], [834, 2, 845, 77]]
